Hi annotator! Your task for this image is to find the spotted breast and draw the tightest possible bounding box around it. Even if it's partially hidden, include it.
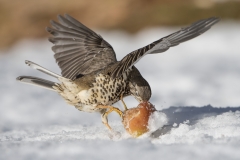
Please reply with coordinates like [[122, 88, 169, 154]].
[[53, 71, 129, 113]]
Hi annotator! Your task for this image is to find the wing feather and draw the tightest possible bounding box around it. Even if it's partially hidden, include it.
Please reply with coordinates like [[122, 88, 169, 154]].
[[110, 17, 220, 78], [47, 14, 117, 80]]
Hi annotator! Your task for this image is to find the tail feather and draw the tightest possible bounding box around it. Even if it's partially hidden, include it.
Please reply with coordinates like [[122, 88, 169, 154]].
[[16, 76, 57, 91], [25, 60, 61, 79]]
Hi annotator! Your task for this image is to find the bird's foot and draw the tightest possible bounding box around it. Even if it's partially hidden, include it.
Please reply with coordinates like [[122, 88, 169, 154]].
[[97, 105, 123, 130]]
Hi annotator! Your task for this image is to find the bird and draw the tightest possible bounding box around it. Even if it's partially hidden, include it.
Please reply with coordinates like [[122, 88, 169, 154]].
[[17, 14, 220, 130]]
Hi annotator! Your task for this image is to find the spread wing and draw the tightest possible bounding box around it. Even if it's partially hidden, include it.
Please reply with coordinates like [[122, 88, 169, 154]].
[[110, 17, 220, 78], [46, 14, 117, 80]]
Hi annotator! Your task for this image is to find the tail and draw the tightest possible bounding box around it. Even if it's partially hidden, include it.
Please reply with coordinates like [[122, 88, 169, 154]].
[[25, 60, 61, 78], [16, 60, 64, 91], [16, 76, 57, 91]]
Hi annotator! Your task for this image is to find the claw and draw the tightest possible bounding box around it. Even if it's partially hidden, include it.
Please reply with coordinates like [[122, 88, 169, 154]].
[[101, 111, 112, 130], [97, 105, 123, 130]]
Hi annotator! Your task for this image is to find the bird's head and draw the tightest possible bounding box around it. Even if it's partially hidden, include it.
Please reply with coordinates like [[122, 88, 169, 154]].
[[130, 82, 151, 102], [129, 67, 152, 103]]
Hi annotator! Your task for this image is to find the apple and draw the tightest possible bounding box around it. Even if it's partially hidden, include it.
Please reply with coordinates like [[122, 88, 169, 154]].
[[122, 102, 156, 137]]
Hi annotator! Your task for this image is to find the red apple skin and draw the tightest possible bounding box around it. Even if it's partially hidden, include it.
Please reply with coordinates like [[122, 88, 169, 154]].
[[122, 102, 156, 137]]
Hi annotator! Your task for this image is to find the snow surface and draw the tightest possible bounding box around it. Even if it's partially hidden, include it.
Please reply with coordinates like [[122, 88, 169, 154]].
[[0, 21, 240, 160]]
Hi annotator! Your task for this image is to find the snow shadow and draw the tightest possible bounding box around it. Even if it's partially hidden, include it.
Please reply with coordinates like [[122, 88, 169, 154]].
[[151, 105, 240, 137]]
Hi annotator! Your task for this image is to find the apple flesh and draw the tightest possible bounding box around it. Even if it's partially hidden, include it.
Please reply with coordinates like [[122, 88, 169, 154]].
[[122, 102, 156, 137]]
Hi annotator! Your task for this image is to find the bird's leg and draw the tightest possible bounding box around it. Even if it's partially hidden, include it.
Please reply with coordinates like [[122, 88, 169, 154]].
[[120, 93, 128, 111], [101, 110, 113, 130], [97, 105, 123, 130]]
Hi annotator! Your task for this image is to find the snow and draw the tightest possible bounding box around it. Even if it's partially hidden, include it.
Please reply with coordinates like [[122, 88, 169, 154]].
[[0, 21, 240, 159], [147, 111, 168, 135]]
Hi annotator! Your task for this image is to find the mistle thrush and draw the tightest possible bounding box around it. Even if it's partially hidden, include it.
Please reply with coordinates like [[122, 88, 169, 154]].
[[17, 14, 219, 129]]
